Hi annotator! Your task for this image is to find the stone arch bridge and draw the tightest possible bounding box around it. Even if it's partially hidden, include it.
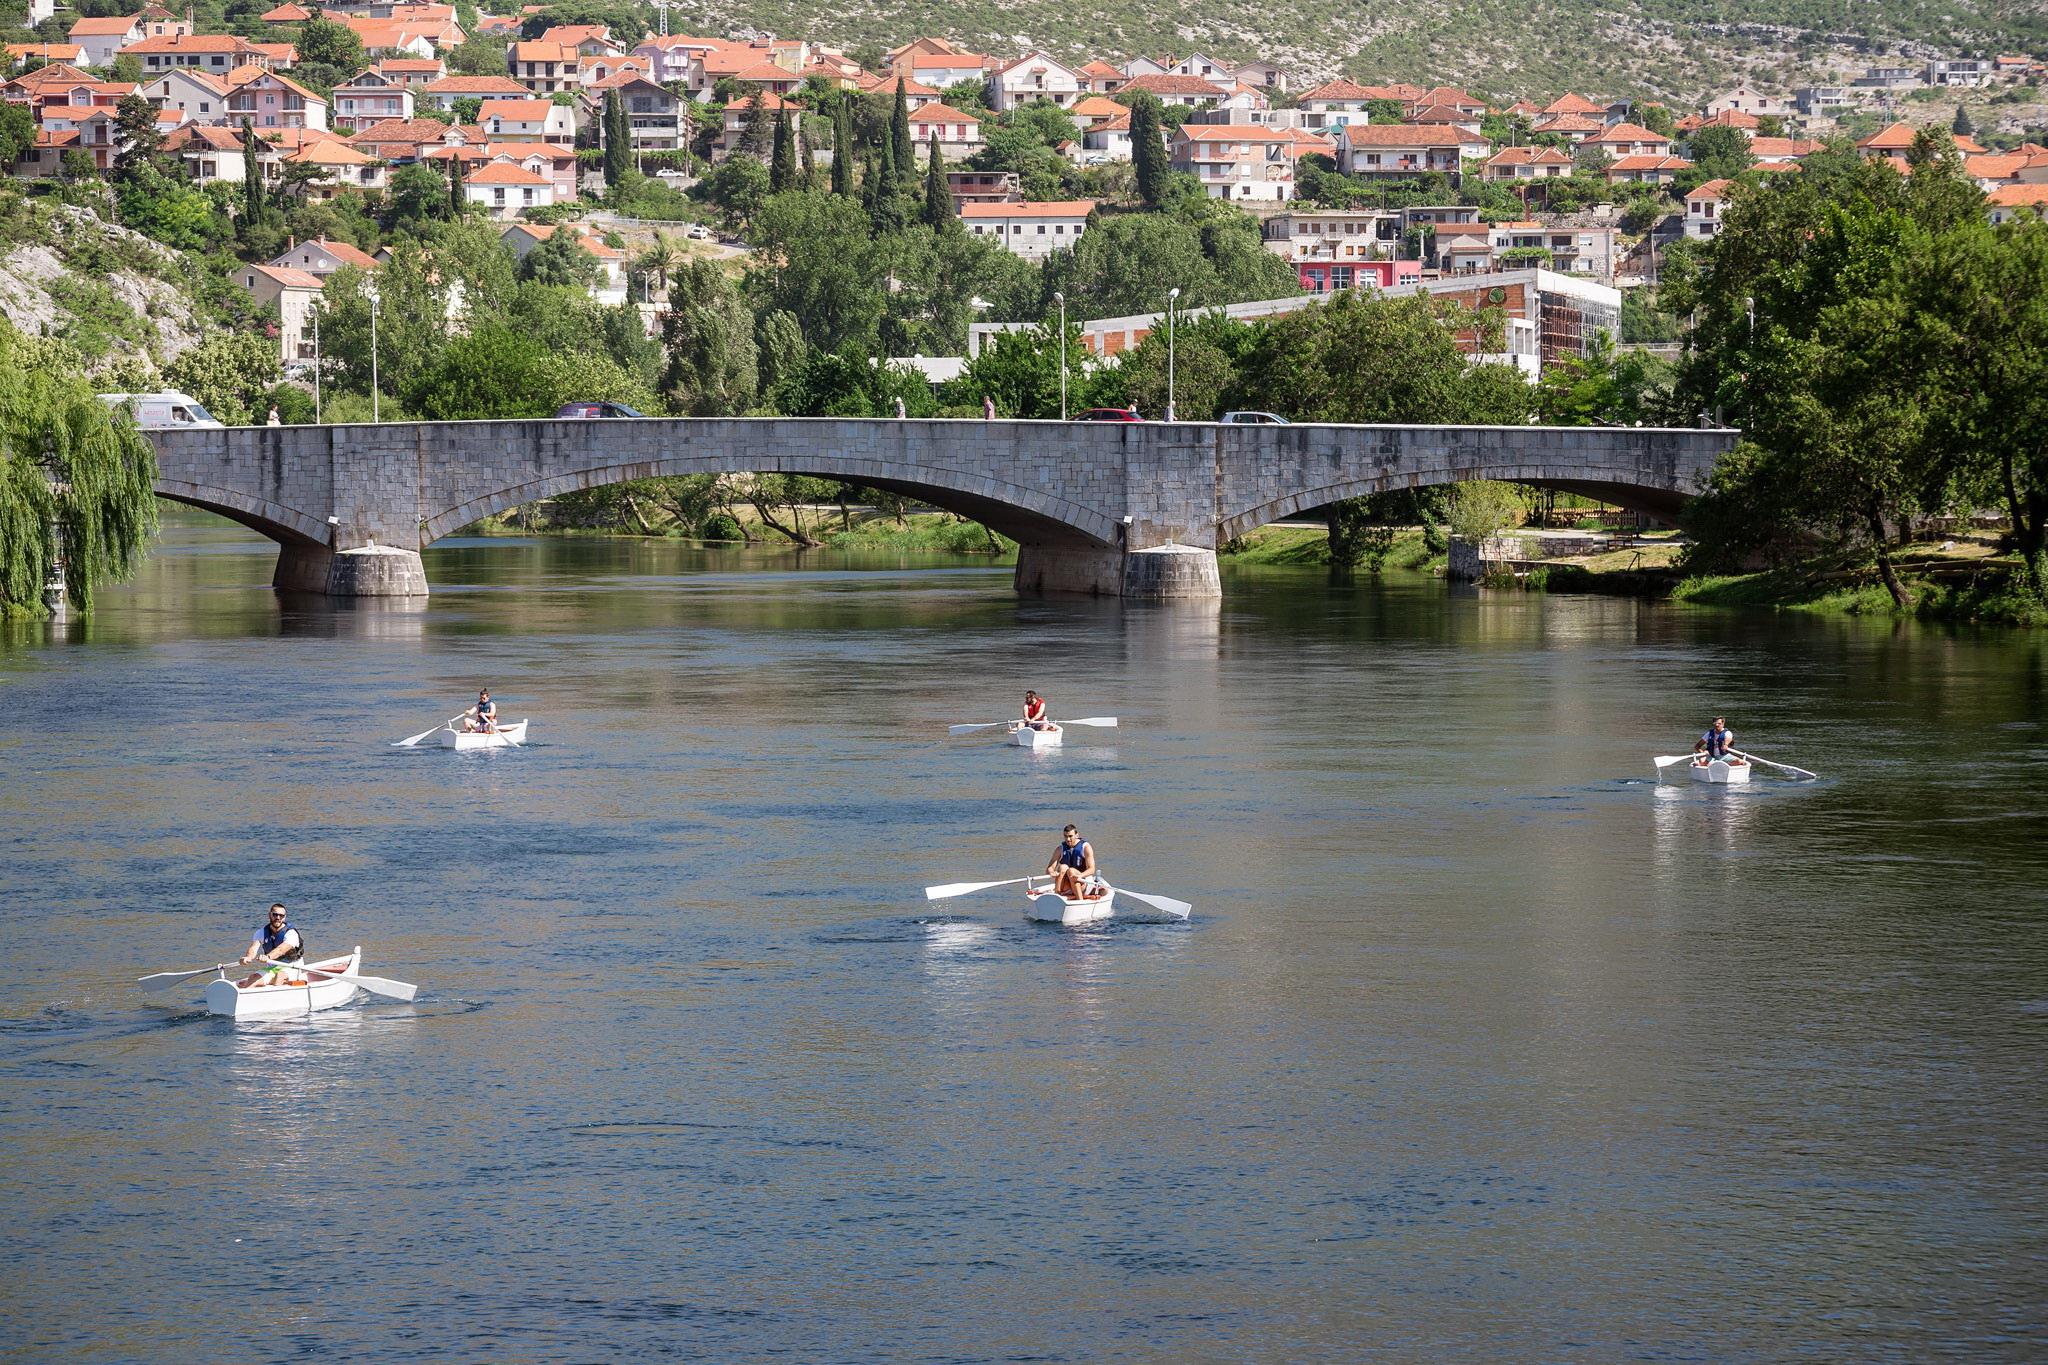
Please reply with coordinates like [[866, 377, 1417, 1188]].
[[146, 418, 1734, 598]]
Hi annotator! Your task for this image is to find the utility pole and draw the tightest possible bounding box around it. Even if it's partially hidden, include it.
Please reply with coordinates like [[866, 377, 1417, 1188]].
[[369, 291, 380, 423], [1165, 286, 1180, 422], [312, 310, 321, 423], [1053, 290, 1067, 421]]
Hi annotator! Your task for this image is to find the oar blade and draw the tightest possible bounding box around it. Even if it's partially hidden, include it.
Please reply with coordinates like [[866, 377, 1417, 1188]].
[[1063, 717, 1118, 727], [136, 965, 223, 991], [1117, 888, 1193, 919], [947, 722, 1006, 736], [925, 877, 1024, 900], [347, 973, 418, 1003], [1653, 754, 1695, 768]]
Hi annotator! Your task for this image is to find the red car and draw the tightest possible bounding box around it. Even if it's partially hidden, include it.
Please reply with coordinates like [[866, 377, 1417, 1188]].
[[1074, 407, 1143, 422]]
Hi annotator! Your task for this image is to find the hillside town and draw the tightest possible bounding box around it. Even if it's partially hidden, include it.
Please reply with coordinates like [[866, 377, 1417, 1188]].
[[6, 6, 2046, 372]]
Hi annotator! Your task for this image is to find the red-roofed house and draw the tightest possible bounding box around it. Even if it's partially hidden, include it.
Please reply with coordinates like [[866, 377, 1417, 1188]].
[[1749, 136, 1820, 167], [1685, 179, 1731, 238], [125, 34, 277, 77], [892, 48, 988, 88], [373, 57, 445, 86], [500, 222, 626, 302], [330, 68, 412, 131], [268, 236, 382, 277], [417, 73, 525, 108], [959, 200, 1095, 258], [858, 73, 940, 109], [163, 120, 252, 183], [631, 32, 722, 85], [539, 24, 622, 58], [583, 72, 685, 154], [8, 43, 86, 70], [718, 91, 799, 156], [139, 68, 231, 123], [1483, 145, 1574, 181], [1340, 123, 1486, 180], [348, 115, 486, 162], [508, 40, 576, 94], [479, 96, 572, 144], [66, 16, 142, 69], [227, 69, 328, 130], [462, 155, 556, 218], [261, 4, 312, 22], [1604, 154, 1692, 186], [1117, 72, 1226, 108], [1543, 92, 1606, 115], [237, 263, 325, 361], [906, 101, 982, 156], [1986, 183, 2048, 224], [1077, 60, 1124, 95], [1586, 122, 1671, 158], [1170, 123, 1314, 202], [987, 51, 1080, 111]]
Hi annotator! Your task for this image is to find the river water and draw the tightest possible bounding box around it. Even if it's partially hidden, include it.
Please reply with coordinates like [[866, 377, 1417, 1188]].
[[2, 513, 2045, 1362]]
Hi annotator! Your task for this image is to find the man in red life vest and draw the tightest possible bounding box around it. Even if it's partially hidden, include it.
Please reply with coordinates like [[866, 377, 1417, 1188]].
[[1020, 690, 1050, 731]]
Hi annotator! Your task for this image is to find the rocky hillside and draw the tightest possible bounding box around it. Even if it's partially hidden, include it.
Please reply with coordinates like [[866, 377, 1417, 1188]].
[[662, 0, 2048, 99], [0, 195, 221, 376]]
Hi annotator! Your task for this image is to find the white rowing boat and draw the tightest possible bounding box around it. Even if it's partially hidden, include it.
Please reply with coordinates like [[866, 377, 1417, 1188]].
[[1009, 722, 1062, 749], [1689, 756, 1751, 784], [1023, 875, 1116, 925], [435, 719, 528, 751], [202, 947, 363, 1019]]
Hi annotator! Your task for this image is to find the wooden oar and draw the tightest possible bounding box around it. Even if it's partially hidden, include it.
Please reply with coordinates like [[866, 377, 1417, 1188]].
[[295, 963, 419, 1002], [925, 876, 1033, 900], [1729, 749, 1818, 780], [1115, 887, 1193, 920], [137, 963, 238, 991], [1058, 716, 1117, 727], [394, 715, 463, 747], [1653, 753, 1699, 768], [947, 721, 1011, 735]]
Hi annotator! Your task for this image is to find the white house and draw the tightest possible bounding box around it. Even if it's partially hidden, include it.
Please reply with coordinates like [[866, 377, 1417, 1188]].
[[140, 69, 232, 124], [1685, 178, 1731, 238], [66, 15, 142, 69], [585, 72, 685, 154], [415, 73, 526, 109], [1169, 123, 1304, 202], [236, 263, 324, 362], [1705, 86, 1790, 118], [986, 51, 1080, 111], [479, 96, 573, 145], [959, 200, 1094, 259], [463, 156, 555, 218], [163, 121, 249, 183]]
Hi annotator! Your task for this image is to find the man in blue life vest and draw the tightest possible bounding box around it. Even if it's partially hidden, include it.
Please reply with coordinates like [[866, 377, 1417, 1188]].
[[1699, 716, 1737, 759], [1047, 824, 1098, 899], [463, 689, 498, 734], [237, 903, 305, 987]]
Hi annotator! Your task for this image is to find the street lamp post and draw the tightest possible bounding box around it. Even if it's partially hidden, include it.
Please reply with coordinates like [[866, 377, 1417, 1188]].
[[369, 292, 380, 424], [1052, 290, 1067, 421], [1165, 286, 1180, 422], [311, 310, 321, 424], [1744, 294, 1755, 340]]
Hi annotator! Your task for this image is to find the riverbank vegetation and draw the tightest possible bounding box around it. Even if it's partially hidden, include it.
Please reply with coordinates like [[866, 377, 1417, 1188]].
[[1665, 134, 2048, 624], [0, 318, 159, 618]]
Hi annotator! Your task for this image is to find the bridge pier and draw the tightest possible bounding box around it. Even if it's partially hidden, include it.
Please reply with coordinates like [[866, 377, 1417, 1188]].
[[1013, 541, 1221, 599], [274, 543, 428, 597]]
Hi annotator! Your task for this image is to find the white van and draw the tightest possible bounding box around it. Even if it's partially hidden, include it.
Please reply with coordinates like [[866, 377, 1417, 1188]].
[[97, 391, 225, 430]]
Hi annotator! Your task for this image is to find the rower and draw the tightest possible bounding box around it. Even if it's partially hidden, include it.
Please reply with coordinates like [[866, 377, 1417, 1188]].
[[1701, 716, 1737, 760], [237, 903, 305, 988], [464, 689, 498, 734], [1047, 824, 1098, 899], [1021, 690, 1050, 731]]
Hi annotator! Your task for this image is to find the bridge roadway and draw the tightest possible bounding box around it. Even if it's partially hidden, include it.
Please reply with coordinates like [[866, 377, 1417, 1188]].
[[146, 417, 1735, 599]]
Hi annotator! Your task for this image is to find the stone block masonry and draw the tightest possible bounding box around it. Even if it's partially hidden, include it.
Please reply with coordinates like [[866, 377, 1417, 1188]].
[[147, 419, 1735, 600]]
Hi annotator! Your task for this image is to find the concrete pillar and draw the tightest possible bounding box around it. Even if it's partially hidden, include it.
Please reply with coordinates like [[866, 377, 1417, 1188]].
[[324, 545, 429, 597], [1120, 543, 1220, 599], [273, 543, 334, 594], [1013, 541, 1222, 599]]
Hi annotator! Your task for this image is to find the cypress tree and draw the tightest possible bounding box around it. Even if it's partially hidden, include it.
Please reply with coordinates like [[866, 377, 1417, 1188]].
[[1952, 104, 1973, 136], [240, 119, 264, 224], [890, 77, 912, 175], [769, 105, 793, 191], [922, 132, 949, 230], [601, 89, 630, 188], [1130, 95, 1166, 210], [794, 118, 813, 189], [446, 151, 465, 217], [830, 105, 852, 195], [860, 150, 881, 215]]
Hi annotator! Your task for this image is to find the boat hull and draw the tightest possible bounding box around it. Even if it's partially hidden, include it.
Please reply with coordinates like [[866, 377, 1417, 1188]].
[[1009, 723, 1062, 748], [203, 949, 362, 1019], [1690, 757, 1751, 784], [1024, 879, 1114, 925], [437, 719, 528, 750]]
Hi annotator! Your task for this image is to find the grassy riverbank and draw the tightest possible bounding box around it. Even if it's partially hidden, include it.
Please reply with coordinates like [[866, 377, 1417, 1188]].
[[1673, 552, 2044, 627], [465, 506, 1016, 557], [1219, 524, 1439, 571]]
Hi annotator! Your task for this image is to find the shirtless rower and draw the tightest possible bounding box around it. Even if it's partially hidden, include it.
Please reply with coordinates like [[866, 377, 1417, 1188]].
[[1046, 824, 1099, 899]]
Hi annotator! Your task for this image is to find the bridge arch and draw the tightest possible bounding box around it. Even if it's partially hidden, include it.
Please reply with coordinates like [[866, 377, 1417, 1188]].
[[419, 451, 1122, 549], [1218, 466, 1690, 544], [153, 479, 332, 549]]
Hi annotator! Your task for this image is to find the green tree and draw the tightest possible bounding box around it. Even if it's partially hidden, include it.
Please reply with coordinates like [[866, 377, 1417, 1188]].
[[295, 15, 364, 76], [519, 229, 600, 287], [831, 105, 853, 196], [239, 120, 267, 225], [890, 76, 912, 175], [311, 248, 450, 403], [0, 101, 33, 167], [1680, 124, 1752, 193], [745, 189, 887, 352], [1952, 104, 1973, 136], [757, 308, 807, 396], [112, 93, 166, 185], [0, 320, 159, 617], [769, 105, 794, 192], [661, 258, 758, 414], [163, 332, 283, 427], [922, 133, 949, 230], [1129, 95, 1166, 209], [694, 153, 769, 232], [385, 161, 445, 227], [601, 88, 630, 189]]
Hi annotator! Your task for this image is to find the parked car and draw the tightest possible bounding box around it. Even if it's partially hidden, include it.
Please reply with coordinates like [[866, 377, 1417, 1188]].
[[1220, 411, 1290, 425], [1074, 407, 1143, 422], [556, 401, 646, 419], [97, 391, 223, 430]]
